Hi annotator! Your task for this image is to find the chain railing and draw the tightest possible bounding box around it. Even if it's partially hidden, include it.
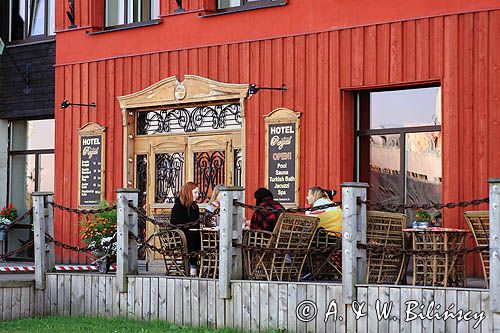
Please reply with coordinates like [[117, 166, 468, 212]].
[[233, 200, 342, 213], [45, 233, 117, 254], [0, 239, 35, 261], [360, 197, 489, 212], [49, 201, 117, 215], [128, 203, 218, 230], [233, 197, 488, 214]]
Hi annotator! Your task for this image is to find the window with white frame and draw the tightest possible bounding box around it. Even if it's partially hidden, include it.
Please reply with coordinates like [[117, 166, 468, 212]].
[[106, 0, 160, 27], [0, 0, 55, 42], [218, 0, 286, 10]]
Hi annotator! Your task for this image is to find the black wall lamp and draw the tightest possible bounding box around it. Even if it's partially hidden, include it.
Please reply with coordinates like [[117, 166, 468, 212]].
[[0, 38, 32, 94], [66, 0, 77, 29], [248, 83, 287, 96], [61, 100, 96, 109], [175, 0, 185, 12]]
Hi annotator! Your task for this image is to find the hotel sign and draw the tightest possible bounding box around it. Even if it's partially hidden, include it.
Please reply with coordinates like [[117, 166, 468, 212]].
[[264, 108, 301, 207], [78, 123, 106, 207]]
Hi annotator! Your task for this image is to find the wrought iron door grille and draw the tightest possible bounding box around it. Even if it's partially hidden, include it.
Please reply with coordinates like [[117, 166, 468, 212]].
[[137, 104, 241, 135], [136, 154, 148, 207], [155, 152, 185, 203], [234, 149, 242, 187], [194, 151, 226, 203]]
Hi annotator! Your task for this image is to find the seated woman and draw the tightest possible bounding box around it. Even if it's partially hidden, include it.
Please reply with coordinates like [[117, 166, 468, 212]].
[[305, 186, 342, 233], [204, 184, 223, 226], [250, 188, 284, 232], [171, 182, 201, 277]]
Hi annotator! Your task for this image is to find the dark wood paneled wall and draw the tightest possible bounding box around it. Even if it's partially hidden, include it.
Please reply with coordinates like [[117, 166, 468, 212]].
[[0, 41, 55, 119], [54, 11, 500, 271]]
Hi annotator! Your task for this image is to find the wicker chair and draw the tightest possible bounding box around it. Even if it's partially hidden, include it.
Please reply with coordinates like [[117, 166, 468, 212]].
[[242, 213, 319, 281], [157, 229, 189, 276], [308, 229, 342, 281], [464, 211, 489, 288], [366, 211, 408, 284], [199, 228, 220, 278]]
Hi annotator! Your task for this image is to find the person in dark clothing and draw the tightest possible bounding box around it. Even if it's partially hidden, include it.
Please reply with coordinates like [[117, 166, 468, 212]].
[[170, 182, 201, 276], [250, 188, 285, 232]]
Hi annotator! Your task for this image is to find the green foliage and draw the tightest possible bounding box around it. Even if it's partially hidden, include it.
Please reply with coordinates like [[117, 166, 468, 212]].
[[79, 200, 117, 247], [414, 209, 432, 222]]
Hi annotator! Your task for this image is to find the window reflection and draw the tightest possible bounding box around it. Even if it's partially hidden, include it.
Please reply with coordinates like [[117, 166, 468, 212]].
[[39, 154, 55, 192], [10, 155, 35, 216], [11, 119, 54, 151], [356, 86, 442, 218], [359, 135, 401, 207], [405, 131, 442, 222], [359, 87, 441, 130]]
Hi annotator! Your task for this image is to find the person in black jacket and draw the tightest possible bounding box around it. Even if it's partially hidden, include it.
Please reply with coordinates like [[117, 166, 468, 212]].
[[171, 181, 201, 276]]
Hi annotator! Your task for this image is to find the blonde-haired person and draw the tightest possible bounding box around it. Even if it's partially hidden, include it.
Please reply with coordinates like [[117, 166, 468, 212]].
[[305, 187, 342, 233], [205, 184, 223, 226], [171, 182, 201, 276]]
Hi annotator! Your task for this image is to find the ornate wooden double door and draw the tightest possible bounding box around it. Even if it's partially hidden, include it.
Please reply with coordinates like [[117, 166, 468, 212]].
[[135, 131, 242, 263], [118, 75, 249, 266], [136, 132, 242, 211]]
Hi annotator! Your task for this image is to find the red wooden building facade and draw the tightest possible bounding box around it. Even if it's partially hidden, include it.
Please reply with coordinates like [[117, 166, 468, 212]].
[[54, 0, 500, 273]]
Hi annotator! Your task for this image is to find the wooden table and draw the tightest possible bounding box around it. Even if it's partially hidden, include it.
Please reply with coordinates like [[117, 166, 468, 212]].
[[403, 227, 468, 287]]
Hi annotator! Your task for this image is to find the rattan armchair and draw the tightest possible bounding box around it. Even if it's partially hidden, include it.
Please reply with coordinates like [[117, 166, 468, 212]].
[[243, 213, 319, 281], [366, 210, 408, 284], [199, 228, 220, 278], [157, 229, 189, 276], [308, 229, 342, 281], [464, 210, 489, 288]]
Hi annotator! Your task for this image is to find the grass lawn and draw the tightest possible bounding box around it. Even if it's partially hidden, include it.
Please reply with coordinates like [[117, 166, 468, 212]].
[[0, 316, 256, 333]]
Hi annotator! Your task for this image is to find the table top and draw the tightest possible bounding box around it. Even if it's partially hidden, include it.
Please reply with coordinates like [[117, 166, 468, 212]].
[[403, 227, 469, 233]]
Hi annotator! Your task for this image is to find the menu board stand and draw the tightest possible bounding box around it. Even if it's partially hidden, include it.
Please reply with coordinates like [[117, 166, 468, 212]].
[[264, 108, 301, 208], [78, 122, 106, 208]]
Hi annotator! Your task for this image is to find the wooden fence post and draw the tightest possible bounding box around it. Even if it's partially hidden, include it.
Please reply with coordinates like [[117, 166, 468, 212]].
[[489, 178, 500, 314], [341, 182, 368, 304], [33, 192, 55, 290], [219, 186, 245, 299], [116, 188, 139, 293]]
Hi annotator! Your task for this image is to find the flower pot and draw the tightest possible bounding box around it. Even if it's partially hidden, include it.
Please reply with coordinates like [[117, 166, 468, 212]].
[[92, 249, 112, 274], [412, 221, 433, 229]]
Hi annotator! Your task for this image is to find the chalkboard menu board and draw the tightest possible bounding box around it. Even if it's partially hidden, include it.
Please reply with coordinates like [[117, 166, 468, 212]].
[[78, 123, 106, 207], [265, 108, 301, 207]]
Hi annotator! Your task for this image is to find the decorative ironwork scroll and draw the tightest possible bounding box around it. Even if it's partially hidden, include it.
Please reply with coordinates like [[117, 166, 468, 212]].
[[194, 151, 226, 203], [155, 152, 185, 203], [136, 154, 148, 207], [137, 104, 241, 135], [234, 149, 242, 187]]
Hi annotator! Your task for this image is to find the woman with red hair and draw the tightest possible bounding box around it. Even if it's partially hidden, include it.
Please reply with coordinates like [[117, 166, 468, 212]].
[[171, 182, 201, 276]]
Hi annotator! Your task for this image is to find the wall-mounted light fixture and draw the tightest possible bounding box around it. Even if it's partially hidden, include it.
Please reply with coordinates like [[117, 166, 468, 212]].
[[61, 100, 96, 109], [66, 0, 77, 29], [0, 38, 32, 94], [175, 0, 185, 12], [248, 84, 287, 96]]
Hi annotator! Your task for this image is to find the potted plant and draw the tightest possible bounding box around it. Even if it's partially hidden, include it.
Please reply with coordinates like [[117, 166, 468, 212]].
[[412, 209, 433, 229], [0, 203, 17, 241], [80, 201, 117, 273]]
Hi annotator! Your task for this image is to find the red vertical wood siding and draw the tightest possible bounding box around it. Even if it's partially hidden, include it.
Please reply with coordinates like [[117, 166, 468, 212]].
[[54, 10, 500, 277]]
